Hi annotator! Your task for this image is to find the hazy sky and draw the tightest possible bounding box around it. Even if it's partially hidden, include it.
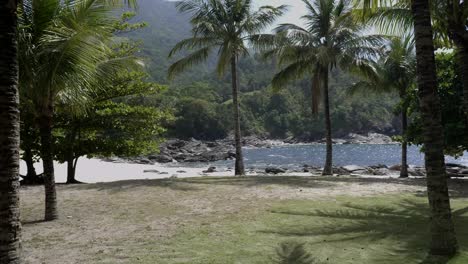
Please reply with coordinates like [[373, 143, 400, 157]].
[[253, 0, 307, 30], [166, 0, 308, 30]]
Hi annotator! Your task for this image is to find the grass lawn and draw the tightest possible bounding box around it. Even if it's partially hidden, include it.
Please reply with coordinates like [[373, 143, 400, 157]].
[[20, 176, 468, 264]]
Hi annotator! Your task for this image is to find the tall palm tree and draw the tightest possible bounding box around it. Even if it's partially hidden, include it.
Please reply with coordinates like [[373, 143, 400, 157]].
[[350, 36, 416, 178], [168, 0, 286, 176], [259, 0, 382, 175], [19, 0, 140, 220], [411, 0, 458, 256], [0, 0, 21, 262], [359, 0, 459, 255]]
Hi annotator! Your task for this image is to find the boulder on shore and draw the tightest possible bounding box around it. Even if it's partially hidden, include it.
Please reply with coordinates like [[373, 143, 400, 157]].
[[342, 165, 366, 172], [265, 167, 286, 174]]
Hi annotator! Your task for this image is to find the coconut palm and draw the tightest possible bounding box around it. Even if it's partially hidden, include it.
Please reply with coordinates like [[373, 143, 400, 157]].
[[360, 0, 468, 125], [411, 0, 458, 255], [0, 0, 21, 262], [259, 0, 382, 175], [359, 0, 459, 256], [350, 36, 416, 178], [18, 0, 141, 220], [168, 0, 287, 176]]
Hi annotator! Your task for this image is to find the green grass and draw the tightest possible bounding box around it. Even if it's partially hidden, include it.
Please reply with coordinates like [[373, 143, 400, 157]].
[[136, 194, 468, 264]]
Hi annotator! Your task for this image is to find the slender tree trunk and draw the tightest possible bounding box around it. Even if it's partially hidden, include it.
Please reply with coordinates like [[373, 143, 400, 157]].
[[400, 107, 409, 178], [231, 56, 245, 176], [65, 129, 80, 184], [38, 109, 58, 221], [322, 69, 333, 175], [67, 157, 80, 184], [24, 148, 37, 179], [0, 0, 22, 262], [400, 90, 409, 178], [412, 0, 458, 256]]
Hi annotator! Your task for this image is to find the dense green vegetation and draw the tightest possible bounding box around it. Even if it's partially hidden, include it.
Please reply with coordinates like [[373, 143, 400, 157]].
[[407, 52, 468, 157], [127, 0, 400, 141]]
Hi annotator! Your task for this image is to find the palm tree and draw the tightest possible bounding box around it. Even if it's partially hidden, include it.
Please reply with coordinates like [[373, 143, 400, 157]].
[[19, 0, 140, 220], [411, 0, 458, 256], [361, 0, 468, 126], [0, 0, 21, 262], [359, 0, 459, 255], [350, 36, 416, 178], [168, 0, 287, 176], [259, 0, 382, 175]]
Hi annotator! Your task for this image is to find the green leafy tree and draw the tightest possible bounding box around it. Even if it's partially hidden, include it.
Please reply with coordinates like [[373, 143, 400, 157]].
[[349, 36, 416, 177], [259, 0, 382, 175], [407, 52, 468, 156], [168, 0, 286, 175], [18, 0, 140, 221], [172, 98, 227, 140]]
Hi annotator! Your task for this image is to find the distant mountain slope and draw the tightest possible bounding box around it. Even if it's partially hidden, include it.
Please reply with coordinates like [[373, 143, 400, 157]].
[[124, 0, 401, 139], [129, 0, 217, 82]]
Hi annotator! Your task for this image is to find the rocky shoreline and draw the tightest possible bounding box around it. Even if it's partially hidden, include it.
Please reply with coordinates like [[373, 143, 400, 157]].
[[133, 162, 468, 178], [147, 133, 396, 164]]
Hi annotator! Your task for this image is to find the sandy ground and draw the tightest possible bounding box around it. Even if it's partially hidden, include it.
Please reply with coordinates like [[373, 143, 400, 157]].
[[20, 158, 412, 183], [20, 174, 457, 264]]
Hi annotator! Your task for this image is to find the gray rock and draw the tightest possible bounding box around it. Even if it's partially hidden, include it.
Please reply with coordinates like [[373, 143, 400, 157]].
[[342, 165, 366, 172], [143, 169, 160, 173], [173, 153, 189, 161], [152, 154, 173, 163], [408, 168, 425, 176], [137, 158, 153, 164], [334, 167, 350, 175], [265, 167, 286, 174], [351, 169, 368, 175], [389, 164, 402, 171], [372, 168, 390, 176], [203, 166, 217, 173]]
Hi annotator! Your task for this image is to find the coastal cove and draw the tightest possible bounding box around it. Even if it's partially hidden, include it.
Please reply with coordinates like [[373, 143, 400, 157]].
[[20, 143, 468, 183]]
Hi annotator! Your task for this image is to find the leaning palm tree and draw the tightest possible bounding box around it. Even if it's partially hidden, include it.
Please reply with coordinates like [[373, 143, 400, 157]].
[[350, 36, 416, 178], [168, 0, 286, 176], [19, 0, 140, 221], [259, 0, 382, 175], [0, 0, 22, 262]]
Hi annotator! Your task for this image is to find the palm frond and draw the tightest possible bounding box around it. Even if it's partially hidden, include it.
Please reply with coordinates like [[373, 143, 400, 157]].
[[168, 46, 212, 80]]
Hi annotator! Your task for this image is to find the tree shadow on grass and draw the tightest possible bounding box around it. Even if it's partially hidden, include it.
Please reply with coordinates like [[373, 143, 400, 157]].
[[70, 176, 337, 193], [260, 198, 468, 264]]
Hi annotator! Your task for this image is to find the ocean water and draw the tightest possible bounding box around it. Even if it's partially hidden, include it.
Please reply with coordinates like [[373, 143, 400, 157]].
[[182, 144, 468, 169]]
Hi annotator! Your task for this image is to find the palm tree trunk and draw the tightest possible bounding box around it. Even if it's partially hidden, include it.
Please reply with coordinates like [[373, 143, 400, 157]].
[[400, 107, 408, 178], [0, 0, 22, 262], [400, 90, 409, 178], [322, 69, 333, 175], [231, 55, 245, 176], [400, 107, 409, 178], [412, 0, 458, 256], [38, 108, 58, 221]]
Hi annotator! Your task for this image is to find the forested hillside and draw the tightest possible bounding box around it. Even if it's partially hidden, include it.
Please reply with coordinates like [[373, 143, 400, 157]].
[[128, 0, 401, 140]]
